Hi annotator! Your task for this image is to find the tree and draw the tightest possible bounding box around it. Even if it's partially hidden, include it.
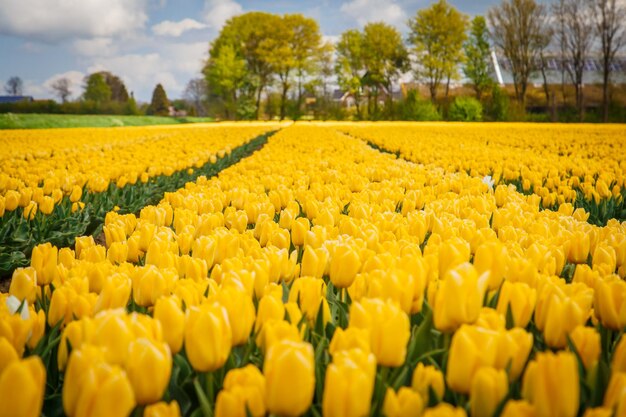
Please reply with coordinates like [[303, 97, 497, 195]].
[[409, 0, 468, 102], [361, 22, 408, 118], [51, 78, 71, 103], [205, 44, 247, 119], [4, 76, 23, 96], [593, 0, 626, 122], [83, 73, 111, 103], [488, 0, 551, 106], [208, 12, 281, 119], [463, 16, 492, 100], [336, 29, 366, 118], [97, 72, 129, 102], [260, 14, 322, 120], [149, 84, 169, 116], [184, 78, 208, 117], [554, 0, 595, 120]]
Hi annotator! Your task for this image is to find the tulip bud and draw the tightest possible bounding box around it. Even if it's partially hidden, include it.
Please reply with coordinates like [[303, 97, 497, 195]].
[[264, 340, 315, 417], [300, 246, 328, 279], [216, 287, 255, 346], [474, 241, 508, 290], [154, 296, 185, 354], [522, 351, 579, 417], [0, 356, 45, 417], [470, 367, 508, 417], [215, 365, 266, 417], [329, 327, 370, 356], [496, 281, 537, 328], [4, 190, 19, 211], [291, 217, 310, 246], [126, 338, 172, 405], [63, 346, 135, 417], [9, 267, 38, 304], [288, 276, 330, 325], [433, 262, 488, 333], [447, 325, 498, 393], [30, 242, 59, 285], [594, 277, 626, 330], [500, 400, 536, 417], [383, 387, 424, 417], [0, 337, 18, 375], [255, 293, 285, 334], [329, 244, 361, 288], [132, 265, 171, 307], [568, 326, 600, 371], [495, 328, 533, 381], [185, 303, 231, 372], [69, 186, 82, 203], [593, 244, 616, 275], [438, 238, 470, 278], [422, 403, 468, 417], [144, 401, 181, 417], [349, 298, 410, 367], [411, 363, 445, 402], [604, 371, 626, 410]]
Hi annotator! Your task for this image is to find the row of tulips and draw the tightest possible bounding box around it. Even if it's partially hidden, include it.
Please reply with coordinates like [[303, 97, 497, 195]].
[[1, 123, 626, 417], [0, 125, 279, 276], [341, 122, 626, 226]]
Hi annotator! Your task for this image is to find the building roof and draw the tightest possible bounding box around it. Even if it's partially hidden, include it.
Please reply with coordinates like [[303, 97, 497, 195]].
[[0, 96, 33, 104]]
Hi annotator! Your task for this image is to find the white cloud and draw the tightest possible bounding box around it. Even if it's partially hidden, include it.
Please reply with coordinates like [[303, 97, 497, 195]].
[[340, 0, 405, 27], [73, 38, 117, 57], [152, 19, 207, 37], [43, 71, 85, 100], [0, 0, 148, 42], [203, 0, 243, 30]]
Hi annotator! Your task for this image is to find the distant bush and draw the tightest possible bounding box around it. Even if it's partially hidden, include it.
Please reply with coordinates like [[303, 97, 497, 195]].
[[400, 90, 441, 121], [449, 96, 483, 121], [484, 85, 509, 121]]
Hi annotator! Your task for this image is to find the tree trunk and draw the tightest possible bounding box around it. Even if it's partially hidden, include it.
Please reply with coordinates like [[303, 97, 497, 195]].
[[602, 61, 610, 122], [444, 76, 451, 100], [280, 82, 289, 121], [429, 82, 437, 103], [255, 86, 263, 120]]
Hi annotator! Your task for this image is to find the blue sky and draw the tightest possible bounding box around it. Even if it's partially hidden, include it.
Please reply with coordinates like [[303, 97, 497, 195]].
[[0, 0, 496, 102]]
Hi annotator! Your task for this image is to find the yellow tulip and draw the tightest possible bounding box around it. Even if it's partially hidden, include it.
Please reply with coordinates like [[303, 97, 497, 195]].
[[288, 276, 330, 324], [300, 246, 328, 279], [329, 244, 361, 288], [500, 400, 536, 417], [0, 337, 18, 375], [603, 371, 626, 409], [264, 340, 315, 417], [323, 349, 376, 417], [4, 190, 19, 211], [446, 325, 498, 394], [126, 338, 172, 405], [30, 242, 58, 285], [291, 217, 310, 246], [581, 408, 613, 417], [522, 351, 579, 417], [215, 364, 266, 417], [496, 281, 537, 328], [63, 346, 136, 417], [495, 328, 533, 381], [568, 326, 600, 371], [594, 277, 626, 330], [438, 237, 470, 278], [0, 356, 46, 417], [592, 244, 616, 274], [94, 273, 132, 313], [383, 387, 424, 417], [349, 298, 410, 367], [470, 367, 508, 417], [57, 318, 95, 370], [132, 265, 171, 307], [216, 287, 255, 346], [422, 403, 468, 417], [23, 201, 37, 220], [328, 327, 371, 355], [433, 262, 488, 333], [255, 319, 301, 354], [185, 303, 232, 372], [9, 267, 38, 304], [254, 293, 285, 334], [474, 241, 508, 290], [144, 401, 181, 417], [154, 296, 185, 354], [411, 362, 445, 402]]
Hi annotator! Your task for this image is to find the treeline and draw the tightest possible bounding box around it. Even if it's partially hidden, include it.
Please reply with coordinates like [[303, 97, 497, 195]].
[[203, 0, 626, 122], [1, 72, 179, 117]]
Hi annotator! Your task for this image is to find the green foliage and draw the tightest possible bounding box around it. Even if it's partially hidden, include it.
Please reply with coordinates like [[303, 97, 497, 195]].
[[149, 84, 170, 116], [463, 16, 493, 100], [97, 71, 129, 102], [83, 73, 111, 103], [484, 84, 510, 121], [0, 114, 213, 129], [449, 96, 483, 121], [408, 0, 469, 101], [399, 90, 441, 121]]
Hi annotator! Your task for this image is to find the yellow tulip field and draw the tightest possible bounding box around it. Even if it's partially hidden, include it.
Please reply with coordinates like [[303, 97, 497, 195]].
[[1, 122, 626, 417]]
